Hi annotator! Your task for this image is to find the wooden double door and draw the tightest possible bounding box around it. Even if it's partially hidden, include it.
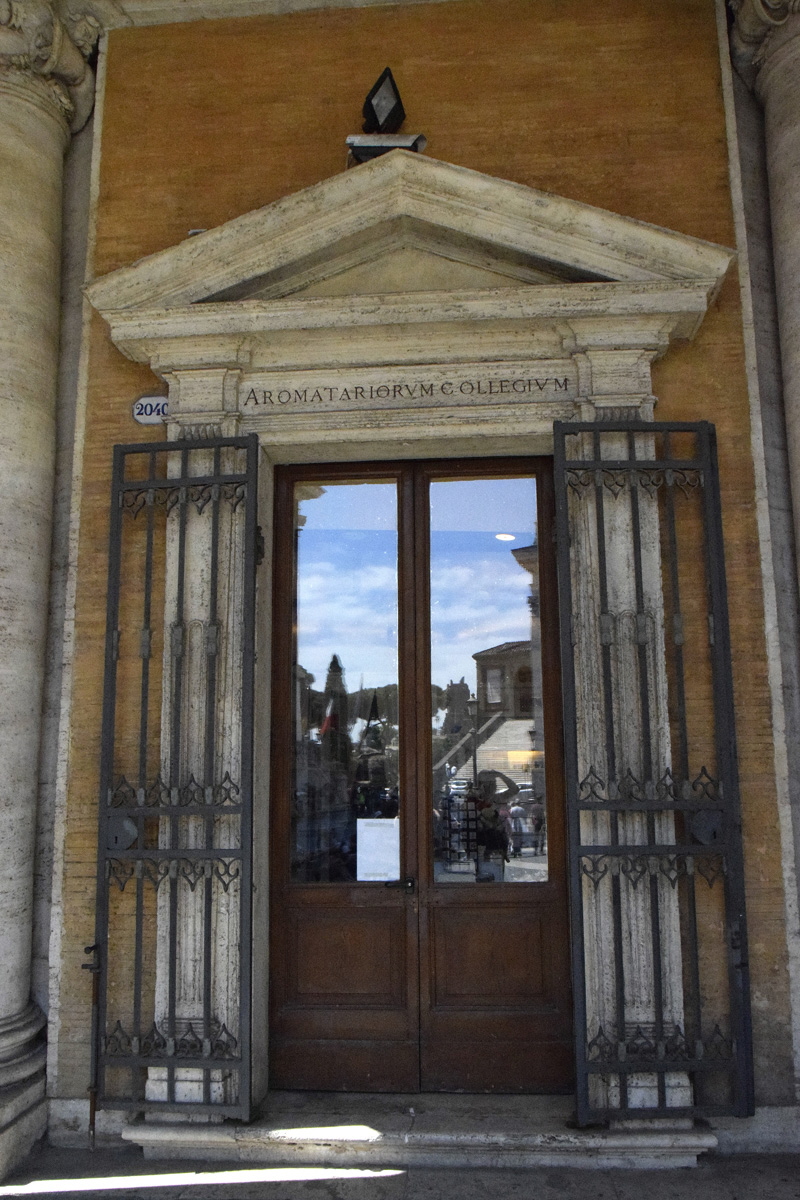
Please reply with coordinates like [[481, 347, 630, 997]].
[[269, 459, 572, 1093]]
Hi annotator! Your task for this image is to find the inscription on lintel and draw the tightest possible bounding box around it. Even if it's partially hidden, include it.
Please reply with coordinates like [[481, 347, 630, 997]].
[[240, 362, 576, 412]]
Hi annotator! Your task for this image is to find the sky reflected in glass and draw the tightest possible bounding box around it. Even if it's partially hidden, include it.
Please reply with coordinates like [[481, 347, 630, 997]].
[[431, 478, 537, 691], [297, 478, 537, 691]]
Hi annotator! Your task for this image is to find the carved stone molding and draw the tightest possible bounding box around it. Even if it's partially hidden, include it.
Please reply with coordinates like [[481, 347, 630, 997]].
[[0, 0, 127, 131], [87, 153, 732, 459], [729, 0, 800, 78]]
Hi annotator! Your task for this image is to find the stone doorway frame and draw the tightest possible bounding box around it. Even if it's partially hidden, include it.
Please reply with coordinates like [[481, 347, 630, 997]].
[[86, 151, 737, 1117]]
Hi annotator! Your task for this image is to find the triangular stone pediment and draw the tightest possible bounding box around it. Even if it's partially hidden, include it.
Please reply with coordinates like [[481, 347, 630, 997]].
[[87, 151, 733, 315], [210, 218, 578, 302], [295, 242, 538, 297]]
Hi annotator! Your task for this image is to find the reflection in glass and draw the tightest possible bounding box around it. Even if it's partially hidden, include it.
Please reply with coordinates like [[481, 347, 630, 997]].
[[430, 477, 548, 884], [290, 481, 400, 882]]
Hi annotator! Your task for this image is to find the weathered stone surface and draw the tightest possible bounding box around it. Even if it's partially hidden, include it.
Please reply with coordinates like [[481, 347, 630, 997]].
[[0, 63, 68, 1097], [0, 0, 116, 1175]]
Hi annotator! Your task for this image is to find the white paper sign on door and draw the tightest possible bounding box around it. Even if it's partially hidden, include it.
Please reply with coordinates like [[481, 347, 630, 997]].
[[356, 818, 400, 882]]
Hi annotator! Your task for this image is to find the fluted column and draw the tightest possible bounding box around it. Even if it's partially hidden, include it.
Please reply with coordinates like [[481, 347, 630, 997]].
[[731, 2, 800, 597], [0, 0, 112, 1173]]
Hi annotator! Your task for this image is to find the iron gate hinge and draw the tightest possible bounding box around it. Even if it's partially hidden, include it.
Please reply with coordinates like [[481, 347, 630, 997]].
[[82, 944, 100, 974], [255, 524, 265, 568]]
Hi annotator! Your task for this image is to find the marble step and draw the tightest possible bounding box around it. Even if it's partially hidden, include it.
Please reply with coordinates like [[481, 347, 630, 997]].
[[121, 1094, 716, 1170]]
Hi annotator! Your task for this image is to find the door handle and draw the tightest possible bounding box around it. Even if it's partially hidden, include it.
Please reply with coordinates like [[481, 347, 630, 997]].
[[385, 877, 415, 892]]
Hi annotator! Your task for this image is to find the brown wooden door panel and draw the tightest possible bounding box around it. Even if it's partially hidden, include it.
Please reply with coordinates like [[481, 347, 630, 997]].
[[269, 463, 421, 1091], [420, 1040, 574, 1094], [422, 1009, 572, 1042], [269, 459, 572, 1094], [288, 908, 407, 1007], [270, 895, 419, 1089], [420, 900, 573, 1089], [277, 1012, 416, 1040], [426, 905, 551, 1006], [271, 893, 419, 1035], [271, 1039, 421, 1093]]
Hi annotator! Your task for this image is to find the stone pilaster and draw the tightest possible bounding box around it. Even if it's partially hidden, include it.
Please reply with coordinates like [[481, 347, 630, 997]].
[[730, 1, 800, 599], [0, 0, 120, 1175], [146, 413, 244, 1115], [564, 345, 689, 1116]]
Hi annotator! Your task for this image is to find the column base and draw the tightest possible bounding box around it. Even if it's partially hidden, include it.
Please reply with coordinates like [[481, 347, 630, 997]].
[[0, 1072, 46, 1181], [0, 1005, 46, 1089], [0, 1005, 48, 1180]]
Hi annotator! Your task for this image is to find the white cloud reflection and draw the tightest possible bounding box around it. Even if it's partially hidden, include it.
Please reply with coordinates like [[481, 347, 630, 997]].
[[294, 475, 537, 692], [296, 535, 532, 692]]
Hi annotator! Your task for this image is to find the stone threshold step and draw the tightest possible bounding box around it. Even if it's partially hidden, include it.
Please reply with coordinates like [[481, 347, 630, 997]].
[[122, 1096, 717, 1170]]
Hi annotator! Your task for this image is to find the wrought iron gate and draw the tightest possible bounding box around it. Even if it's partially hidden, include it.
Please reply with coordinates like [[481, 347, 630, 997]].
[[91, 435, 259, 1118], [554, 421, 754, 1124]]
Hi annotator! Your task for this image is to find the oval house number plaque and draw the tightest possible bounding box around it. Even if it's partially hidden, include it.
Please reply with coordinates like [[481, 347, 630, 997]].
[[132, 395, 169, 424]]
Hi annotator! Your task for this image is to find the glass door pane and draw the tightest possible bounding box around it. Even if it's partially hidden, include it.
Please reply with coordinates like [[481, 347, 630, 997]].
[[290, 480, 400, 882], [429, 476, 548, 884]]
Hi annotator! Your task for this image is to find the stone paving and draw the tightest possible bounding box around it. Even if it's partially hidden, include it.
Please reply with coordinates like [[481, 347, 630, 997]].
[[2, 1145, 800, 1200]]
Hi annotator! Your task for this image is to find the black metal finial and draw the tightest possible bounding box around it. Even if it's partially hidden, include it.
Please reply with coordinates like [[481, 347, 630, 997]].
[[362, 67, 406, 134]]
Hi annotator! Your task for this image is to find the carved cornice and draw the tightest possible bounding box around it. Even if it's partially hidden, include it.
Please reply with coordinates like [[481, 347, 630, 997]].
[[729, 0, 800, 78], [0, 0, 128, 131]]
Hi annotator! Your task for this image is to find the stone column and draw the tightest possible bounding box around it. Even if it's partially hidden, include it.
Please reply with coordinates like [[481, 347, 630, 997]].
[[0, 0, 113, 1173], [731, 2, 800, 596]]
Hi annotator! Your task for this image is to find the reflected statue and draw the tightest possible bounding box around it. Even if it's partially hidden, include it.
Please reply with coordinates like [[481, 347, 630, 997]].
[[442, 677, 470, 736], [320, 654, 351, 773], [351, 691, 397, 818]]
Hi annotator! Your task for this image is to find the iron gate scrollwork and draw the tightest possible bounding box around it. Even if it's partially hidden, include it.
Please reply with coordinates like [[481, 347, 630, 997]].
[[554, 420, 754, 1125], [93, 435, 259, 1117]]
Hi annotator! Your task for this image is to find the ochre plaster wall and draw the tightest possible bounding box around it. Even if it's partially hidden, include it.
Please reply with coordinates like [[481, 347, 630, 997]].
[[54, 0, 795, 1104]]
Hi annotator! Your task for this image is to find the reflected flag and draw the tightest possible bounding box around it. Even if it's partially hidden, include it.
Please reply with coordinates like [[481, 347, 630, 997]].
[[319, 698, 338, 736]]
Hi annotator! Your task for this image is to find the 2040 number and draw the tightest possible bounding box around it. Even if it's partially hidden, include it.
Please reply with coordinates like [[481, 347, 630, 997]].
[[132, 396, 169, 425]]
